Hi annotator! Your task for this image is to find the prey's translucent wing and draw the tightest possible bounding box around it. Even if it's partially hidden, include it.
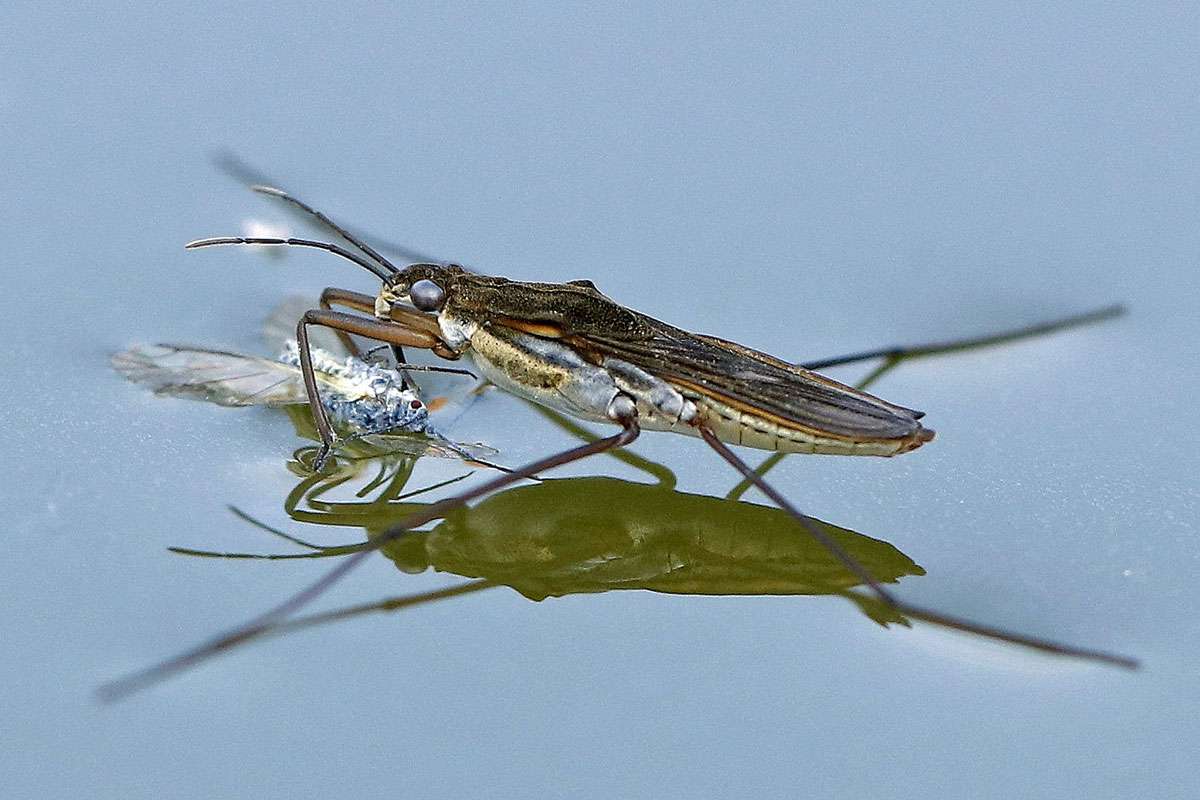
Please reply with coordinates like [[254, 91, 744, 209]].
[[112, 344, 308, 408], [112, 343, 497, 462]]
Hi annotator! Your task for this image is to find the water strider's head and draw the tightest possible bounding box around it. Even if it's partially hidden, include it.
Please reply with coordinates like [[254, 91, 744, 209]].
[[375, 263, 472, 320]]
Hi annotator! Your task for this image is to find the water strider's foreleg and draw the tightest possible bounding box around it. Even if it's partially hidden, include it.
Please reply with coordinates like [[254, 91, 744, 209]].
[[296, 309, 453, 470]]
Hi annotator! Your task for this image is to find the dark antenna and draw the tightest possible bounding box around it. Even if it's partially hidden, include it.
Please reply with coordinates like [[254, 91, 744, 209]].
[[185, 236, 394, 281], [250, 185, 399, 275], [213, 151, 442, 265]]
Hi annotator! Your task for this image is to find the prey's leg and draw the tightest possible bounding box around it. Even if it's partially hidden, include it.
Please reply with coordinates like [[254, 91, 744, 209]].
[[700, 426, 1137, 669]]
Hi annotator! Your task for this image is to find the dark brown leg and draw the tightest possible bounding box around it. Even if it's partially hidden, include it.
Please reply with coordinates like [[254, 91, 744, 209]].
[[295, 309, 452, 469], [318, 288, 433, 388], [318, 288, 376, 357], [98, 414, 642, 701], [698, 426, 1137, 669]]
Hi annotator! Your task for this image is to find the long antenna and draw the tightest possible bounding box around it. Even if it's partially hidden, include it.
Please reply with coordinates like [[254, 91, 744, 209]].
[[250, 184, 400, 275], [212, 151, 439, 266], [185, 236, 394, 281]]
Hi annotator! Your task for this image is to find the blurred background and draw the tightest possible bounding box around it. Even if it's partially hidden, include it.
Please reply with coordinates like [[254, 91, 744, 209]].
[[2, 3, 1197, 799]]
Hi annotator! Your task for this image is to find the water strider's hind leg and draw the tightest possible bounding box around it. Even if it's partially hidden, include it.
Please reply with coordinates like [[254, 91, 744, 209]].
[[698, 425, 1137, 669], [727, 304, 1128, 499], [799, 304, 1125, 371]]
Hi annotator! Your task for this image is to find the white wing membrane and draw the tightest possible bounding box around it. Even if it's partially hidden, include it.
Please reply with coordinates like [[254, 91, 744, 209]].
[[112, 344, 309, 407]]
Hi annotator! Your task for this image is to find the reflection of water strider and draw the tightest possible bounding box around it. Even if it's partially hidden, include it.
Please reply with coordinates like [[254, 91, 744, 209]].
[[175, 426, 926, 633]]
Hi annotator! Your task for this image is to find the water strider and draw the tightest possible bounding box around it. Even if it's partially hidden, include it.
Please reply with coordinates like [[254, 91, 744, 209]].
[[99, 178, 1133, 699]]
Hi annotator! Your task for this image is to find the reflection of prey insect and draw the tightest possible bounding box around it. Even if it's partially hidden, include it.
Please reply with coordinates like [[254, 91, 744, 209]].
[[98, 180, 1134, 699]]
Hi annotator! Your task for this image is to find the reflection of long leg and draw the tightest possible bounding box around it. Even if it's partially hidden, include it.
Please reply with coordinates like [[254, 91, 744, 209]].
[[699, 425, 1137, 669], [728, 305, 1127, 499], [264, 580, 497, 636], [176, 580, 500, 653], [168, 470, 477, 561], [99, 416, 642, 701]]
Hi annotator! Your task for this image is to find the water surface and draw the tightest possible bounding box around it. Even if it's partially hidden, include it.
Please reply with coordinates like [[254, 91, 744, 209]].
[[2, 4, 1197, 799]]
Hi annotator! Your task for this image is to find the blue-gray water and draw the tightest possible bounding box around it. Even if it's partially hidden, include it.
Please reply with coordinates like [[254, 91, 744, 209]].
[[3, 4, 1197, 798]]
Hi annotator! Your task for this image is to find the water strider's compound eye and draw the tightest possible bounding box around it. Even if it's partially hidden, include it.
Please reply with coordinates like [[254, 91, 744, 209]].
[[409, 279, 446, 312]]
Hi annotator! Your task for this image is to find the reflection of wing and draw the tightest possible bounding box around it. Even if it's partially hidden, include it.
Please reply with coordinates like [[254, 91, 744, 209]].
[[417, 476, 925, 600], [112, 344, 308, 407], [345, 432, 498, 462]]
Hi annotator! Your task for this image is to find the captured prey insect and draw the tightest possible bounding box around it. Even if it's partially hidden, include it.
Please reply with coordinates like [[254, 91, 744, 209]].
[[111, 299, 497, 465], [98, 180, 1133, 699]]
